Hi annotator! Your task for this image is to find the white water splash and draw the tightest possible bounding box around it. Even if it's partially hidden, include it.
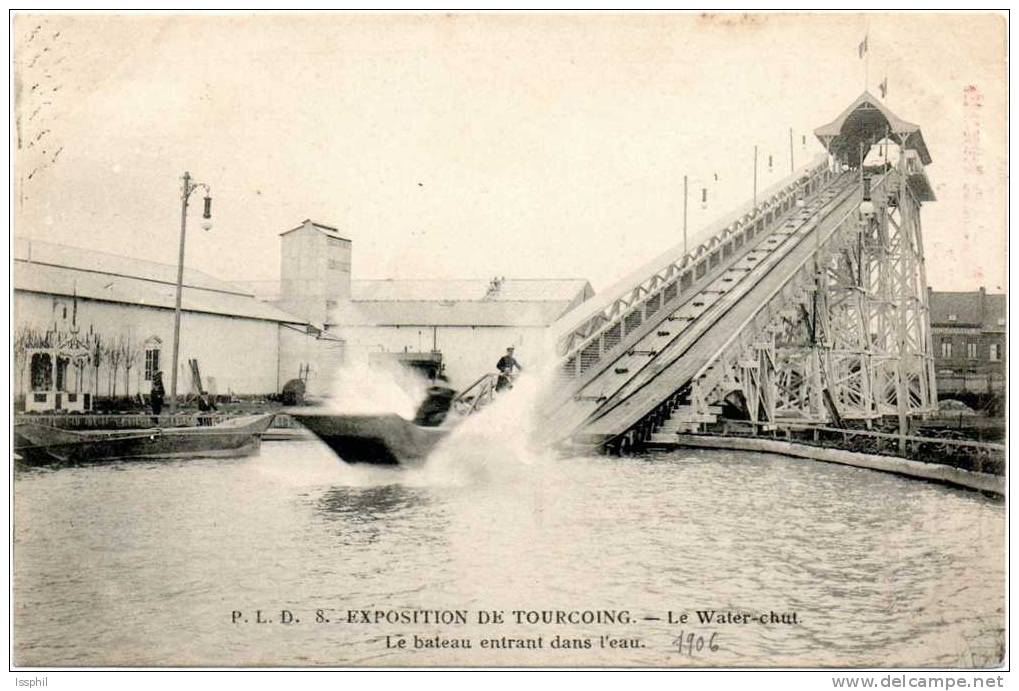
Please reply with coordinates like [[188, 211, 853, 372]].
[[305, 336, 568, 487], [424, 365, 561, 486], [322, 357, 428, 420]]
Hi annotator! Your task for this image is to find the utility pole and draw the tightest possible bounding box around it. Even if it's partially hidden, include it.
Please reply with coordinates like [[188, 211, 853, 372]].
[[789, 128, 795, 173], [169, 172, 191, 416], [169, 171, 213, 415], [859, 141, 865, 185], [683, 174, 688, 255], [753, 145, 758, 208]]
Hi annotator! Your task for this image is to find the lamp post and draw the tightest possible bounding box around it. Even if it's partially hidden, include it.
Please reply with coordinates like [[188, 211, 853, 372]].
[[789, 127, 795, 174], [682, 174, 715, 256], [169, 171, 212, 415], [753, 145, 758, 209]]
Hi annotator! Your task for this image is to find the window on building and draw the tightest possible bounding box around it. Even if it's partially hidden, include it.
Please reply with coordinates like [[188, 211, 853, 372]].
[[144, 348, 160, 382], [967, 342, 977, 359], [998, 318, 1006, 326], [941, 341, 952, 359], [948, 314, 957, 322], [55, 356, 68, 391], [326, 299, 337, 309], [52, 300, 70, 322], [143, 337, 162, 382], [30, 352, 53, 391], [990, 343, 1001, 361]]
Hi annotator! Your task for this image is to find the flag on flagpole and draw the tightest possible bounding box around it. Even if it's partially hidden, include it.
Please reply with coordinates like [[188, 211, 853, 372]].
[[879, 77, 888, 98], [858, 35, 868, 58]]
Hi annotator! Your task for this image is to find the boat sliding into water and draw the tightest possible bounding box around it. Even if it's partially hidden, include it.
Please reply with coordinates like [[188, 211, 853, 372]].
[[14, 413, 276, 464], [289, 372, 506, 466]]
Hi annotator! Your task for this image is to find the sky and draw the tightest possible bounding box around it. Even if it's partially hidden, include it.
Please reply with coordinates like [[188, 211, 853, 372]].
[[13, 12, 1008, 294]]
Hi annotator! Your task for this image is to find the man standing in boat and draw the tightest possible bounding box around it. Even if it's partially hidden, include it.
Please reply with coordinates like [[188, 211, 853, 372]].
[[150, 371, 165, 417], [496, 346, 522, 391]]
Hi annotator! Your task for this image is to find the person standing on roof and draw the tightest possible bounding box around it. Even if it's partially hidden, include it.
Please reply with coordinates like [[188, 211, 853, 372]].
[[496, 346, 522, 391]]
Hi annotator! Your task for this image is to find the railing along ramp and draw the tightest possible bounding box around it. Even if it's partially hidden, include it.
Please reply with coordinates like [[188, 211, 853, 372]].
[[537, 93, 938, 453]]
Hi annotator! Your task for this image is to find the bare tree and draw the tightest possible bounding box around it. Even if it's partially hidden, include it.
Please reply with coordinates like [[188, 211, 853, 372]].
[[104, 340, 123, 397], [120, 334, 140, 397], [13, 325, 40, 397], [89, 331, 102, 397], [14, 325, 30, 394]]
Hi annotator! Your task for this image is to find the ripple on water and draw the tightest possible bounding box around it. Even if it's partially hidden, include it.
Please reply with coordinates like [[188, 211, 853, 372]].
[[13, 441, 1004, 667]]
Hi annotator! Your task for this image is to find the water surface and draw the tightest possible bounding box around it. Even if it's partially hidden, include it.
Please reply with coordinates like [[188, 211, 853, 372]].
[[13, 440, 1005, 667]]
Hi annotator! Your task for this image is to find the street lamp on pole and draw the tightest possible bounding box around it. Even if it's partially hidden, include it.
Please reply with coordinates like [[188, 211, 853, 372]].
[[169, 171, 212, 415], [683, 173, 715, 256]]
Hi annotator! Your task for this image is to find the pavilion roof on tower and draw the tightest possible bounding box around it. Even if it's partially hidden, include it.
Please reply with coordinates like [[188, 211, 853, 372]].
[[815, 91, 932, 167]]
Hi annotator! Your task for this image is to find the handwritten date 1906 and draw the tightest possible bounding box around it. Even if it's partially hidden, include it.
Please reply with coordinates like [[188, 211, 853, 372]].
[[672, 630, 719, 656]]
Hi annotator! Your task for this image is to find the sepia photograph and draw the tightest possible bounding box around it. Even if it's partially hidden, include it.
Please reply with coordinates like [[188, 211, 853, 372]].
[[9, 11, 1008, 672]]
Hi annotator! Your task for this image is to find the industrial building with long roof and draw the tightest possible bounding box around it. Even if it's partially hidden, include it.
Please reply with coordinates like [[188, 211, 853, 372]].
[[14, 237, 340, 401], [15, 219, 597, 401], [269, 219, 595, 388]]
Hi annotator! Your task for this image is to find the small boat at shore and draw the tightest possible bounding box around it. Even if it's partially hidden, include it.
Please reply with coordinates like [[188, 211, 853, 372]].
[[14, 413, 276, 465], [290, 372, 505, 466]]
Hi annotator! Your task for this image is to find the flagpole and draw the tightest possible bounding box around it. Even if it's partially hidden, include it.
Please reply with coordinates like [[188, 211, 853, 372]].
[[864, 25, 870, 90], [866, 46, 870, 90]]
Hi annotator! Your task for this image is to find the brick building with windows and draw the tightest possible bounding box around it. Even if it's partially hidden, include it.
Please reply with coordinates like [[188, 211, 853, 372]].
[[928, 287, 1006, 400]]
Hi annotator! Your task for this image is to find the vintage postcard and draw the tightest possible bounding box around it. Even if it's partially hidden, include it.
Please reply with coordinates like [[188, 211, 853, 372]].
[[10, 12, 1007, 672]]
